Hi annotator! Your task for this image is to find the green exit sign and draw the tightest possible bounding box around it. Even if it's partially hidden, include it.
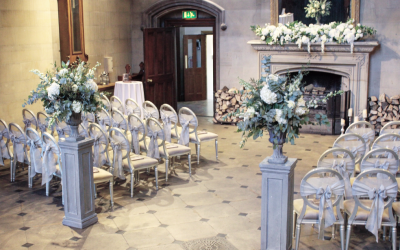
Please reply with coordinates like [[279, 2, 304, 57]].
[[182, 10, 197, 20]]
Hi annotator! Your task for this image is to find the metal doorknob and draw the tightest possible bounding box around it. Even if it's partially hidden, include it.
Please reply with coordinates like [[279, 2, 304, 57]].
[[147, 79, 153, 82]]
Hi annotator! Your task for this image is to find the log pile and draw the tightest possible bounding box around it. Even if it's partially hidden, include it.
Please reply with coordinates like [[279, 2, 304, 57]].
[[368, 93, 400, 132], [213, 86, 246, 124]]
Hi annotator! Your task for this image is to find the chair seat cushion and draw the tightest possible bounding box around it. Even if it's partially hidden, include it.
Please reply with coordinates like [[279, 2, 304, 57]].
[[171, 127, 182, 138], [123, 153, 158, 170], [189, 132, 218, 142], [160, 143, 190, 157], [343, 200, 391, 222], [293, 199, 339, 220], [93, 168, 113, 183]]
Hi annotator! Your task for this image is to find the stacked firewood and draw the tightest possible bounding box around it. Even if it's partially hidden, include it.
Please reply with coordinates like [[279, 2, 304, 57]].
[[368, 93, 400, 132], [213, 86, 246, 124]]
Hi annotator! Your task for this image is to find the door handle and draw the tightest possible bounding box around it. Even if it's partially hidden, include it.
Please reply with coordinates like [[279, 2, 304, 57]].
[[185, 55, 188, 69], [147, 79, 153, 83]]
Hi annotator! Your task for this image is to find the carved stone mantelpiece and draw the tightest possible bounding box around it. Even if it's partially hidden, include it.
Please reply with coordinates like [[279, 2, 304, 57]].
[[248, 40, 379, 116]]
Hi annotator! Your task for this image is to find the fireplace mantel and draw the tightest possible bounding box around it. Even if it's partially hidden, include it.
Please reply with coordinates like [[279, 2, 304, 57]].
[[248, 40, 379, 116]]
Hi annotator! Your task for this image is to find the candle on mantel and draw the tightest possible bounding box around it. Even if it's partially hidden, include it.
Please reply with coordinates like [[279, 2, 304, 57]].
[[348, 108, 353, 117], [363, 109, 368, 119], [354, 116, 359, 122], [341, 119, 345, 126]]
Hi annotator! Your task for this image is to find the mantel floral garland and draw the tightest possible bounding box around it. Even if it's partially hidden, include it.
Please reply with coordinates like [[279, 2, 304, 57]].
[[23, 60, 104, 127], [251, 19, 376, 53], [224, 56, 342, 148]]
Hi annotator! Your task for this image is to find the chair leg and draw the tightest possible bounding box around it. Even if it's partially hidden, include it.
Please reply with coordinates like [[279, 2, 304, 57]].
[[292, 210, 297, 238], [340, 225, 345, 250], [155, 166, 158, 191], [165, 159, 169, 182], [345, 225, 351, 250], [332, 224, 335, 239], [46, 182, 50, 197], [10, 159, 13, 182], [383, 226, 386, 241], [197, 144, 200, 164], [28, 165, 32, 188], [109, 180, 114, 208], [188, 154, 192, 176], [94, 183, 97, 199], [215, 139, 218, 160], [392, 226, 397, 250], [130, 173, 134, 198], [295, 224, 301, 250]]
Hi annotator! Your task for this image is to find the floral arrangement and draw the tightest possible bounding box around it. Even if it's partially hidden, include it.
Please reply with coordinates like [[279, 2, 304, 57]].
[[225, 56, 342, 148], [23, 60, 103, 127], [305, 0, 332, 22], [251, 19, 376, 53]]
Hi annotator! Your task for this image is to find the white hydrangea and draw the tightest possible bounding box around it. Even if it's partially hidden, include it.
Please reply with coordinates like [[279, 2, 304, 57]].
[[286, 100, 295, 109], [297, 96, 306, 107], [72, 101, 82, 113], [274, 109, 287, 125], [244, 107, 256, 121], [72, 84, 78, 92], [295, 107, 309, 116], [58, 68, 68, 77], [260, 85, 277, 104], [47, 83, 60, 100], [86, 79, 98, 92], [268, 74, 279, 82]]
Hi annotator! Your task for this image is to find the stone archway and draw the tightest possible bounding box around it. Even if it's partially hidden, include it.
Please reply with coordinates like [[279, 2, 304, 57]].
[[141, 0, 227, 91]]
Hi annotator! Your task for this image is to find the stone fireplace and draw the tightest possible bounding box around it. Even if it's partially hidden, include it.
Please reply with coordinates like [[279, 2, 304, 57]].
[[248, 40, 379, 118]]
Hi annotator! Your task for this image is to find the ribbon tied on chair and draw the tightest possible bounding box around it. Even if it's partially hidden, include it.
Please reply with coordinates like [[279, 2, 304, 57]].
[[126, 105, 142, 117], [0, 128, 11, 165], [91, 131, 108, 168], [27, 136, 42, 178], [301, 179, 344, 240], [112, 118, 127, 130], [360, 130, 375, 147], [41, 140, 60, 185], [110, 136, 129, 180], [10, 132, 26, 163], [112, 102, 124, 113], [81, 114, 89, 128], [23, 117, 36, 129], [161, 110, 177, 143], [38, 120, 49, 134], [128, 122, 144, 154], [363, 159, 397, 178], [352, 182, 397, 242], [331, 160, 353, 199], [147, 128, 163, 159], [178, 114, 197, 146], [143, 108, 158, 120], [56, 123, 70, 139], [98, 113, 111, 131]]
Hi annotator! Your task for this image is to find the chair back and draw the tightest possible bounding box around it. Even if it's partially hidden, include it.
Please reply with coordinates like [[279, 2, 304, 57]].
[[360, 148, 399, 176], [178, 107, 198, 145], [372, 133, 400, 158], [88, 123, 110, 169], [22, 109, 38, 131], [101, 94, 111, 111], [97, 108, 112, 132], [9, 123, 27, 164], [25, 127, 43, 177], [125, 98, 142, 118], [350, 169, 397, 240], [333, 133, 366, 164], [37, 111, 54, 135], [81, 112, 95, 128], [111, 109, 128, 132], [55, 120, 71, 139], [78, 124, 89, 138], [146, 117, 166, 159], [109, 127, 131, 179], [160, 104, 178, 143], [110, 96, 125, 114], [0, 119, 11, 165], [41, 132, 62, 184], [143, 101, 159, 119], [299, 168, 344, 239], [380, 121, 400, 137], [128, 114, 146, 154], [345, 121, 375, 150]]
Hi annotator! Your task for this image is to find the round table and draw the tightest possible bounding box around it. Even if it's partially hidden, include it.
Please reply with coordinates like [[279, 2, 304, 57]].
[[114, 81, 145, 118]]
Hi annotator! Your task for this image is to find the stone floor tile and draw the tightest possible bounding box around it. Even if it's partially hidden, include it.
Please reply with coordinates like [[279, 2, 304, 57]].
[[137, 243, 184, 250], [207, 215, 257, 235], [0, 230, 28, 249], [214, 186, 258, 202], [111, 202, 149, 217], [202, 179, 241, 190], [179, 192, 223, 207], [154, 208, 201, 225], [81, 234, 129, 250], [166, 221, 217, 241], [226, 229, 261, 250], [123, 227, 174, 248], [229, 198, 262, 214], [144, 196, 187, 212], [193, 203, 239, 219], [113, 213, 160, 231]]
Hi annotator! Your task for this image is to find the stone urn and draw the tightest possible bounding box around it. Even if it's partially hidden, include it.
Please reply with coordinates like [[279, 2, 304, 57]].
[[65, 112, 84, 141], [268, 129, 288, 164]]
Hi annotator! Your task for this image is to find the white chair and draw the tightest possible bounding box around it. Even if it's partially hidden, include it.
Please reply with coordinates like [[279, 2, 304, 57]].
[[178, 107, 218, 164], [97, 108, 112, 132], [109, 127, 159, 197], [78, 124, 89, 138], [344, 169, 398, 250], [293, 168, 345, 250], [372, 133, 400, 157], [333, 133, 367, 166], [82, 112, 95, 128], [54, 120, 71, 140], [101, 94, 111, 111], [110, 96, 126, 114], [25, 127, 43, 188], [0, 119, 12, 168], [380, 121, 400, 137], [37, 111, 55, 136], [359, 148, 399, 176], [125, 98, 142, 118], [22, 109, 38, 132], [143, 101, 159, 120], [41, 132, 62, 197], [127, 114, 147, 154], [345, 121, 375, 153], [9, 123, 28, 182], [160, 104, 179, 143], [317, 148, 355, 200], [146, 118, 191, 182], [111, 110, 131, 144]]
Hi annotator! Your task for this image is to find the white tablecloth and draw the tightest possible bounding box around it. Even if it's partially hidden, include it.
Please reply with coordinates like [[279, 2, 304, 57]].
[[114, 81, 145, 119]]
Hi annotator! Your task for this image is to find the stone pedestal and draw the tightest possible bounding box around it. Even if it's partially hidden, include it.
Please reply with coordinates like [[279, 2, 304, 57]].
[[259, 157, 297, 250], [59, 138, 98, 229]]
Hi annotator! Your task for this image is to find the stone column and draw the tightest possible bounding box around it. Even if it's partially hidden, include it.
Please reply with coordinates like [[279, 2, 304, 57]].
[[259, 157, 297, 250], [59, 138, 98, 229]]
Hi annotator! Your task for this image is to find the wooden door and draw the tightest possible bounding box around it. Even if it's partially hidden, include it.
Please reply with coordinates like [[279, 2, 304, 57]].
[[143, 28, 177, 110], [183, 35, 206, 101]]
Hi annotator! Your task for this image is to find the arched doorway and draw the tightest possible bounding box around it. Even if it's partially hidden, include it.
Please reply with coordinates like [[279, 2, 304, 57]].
[[141, 0, 226, 114]]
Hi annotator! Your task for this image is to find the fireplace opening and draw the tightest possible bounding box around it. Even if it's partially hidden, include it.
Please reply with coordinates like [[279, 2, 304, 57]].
[[286, 71, 351, 135]]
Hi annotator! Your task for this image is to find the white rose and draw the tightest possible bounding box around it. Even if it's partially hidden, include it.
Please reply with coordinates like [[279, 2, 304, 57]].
[[261, 36, 266, 41], [260, 85, 277, 104], [86, 79, 98, 92], [72, 84, 78, 92], [295, 107, 308, 116], [274, 109, 287, 125], [297, 96, 306, 107], [246, 107, 256, 118], [286, 100, 295, 109], [72, 101, 82, 113], [268, 74, 279, 82], [47, 82, 60, 100], [357, 29, 362, 34]]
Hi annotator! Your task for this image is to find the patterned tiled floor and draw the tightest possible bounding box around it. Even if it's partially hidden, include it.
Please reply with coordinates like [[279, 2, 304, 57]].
[[0, 117, 395, 249]]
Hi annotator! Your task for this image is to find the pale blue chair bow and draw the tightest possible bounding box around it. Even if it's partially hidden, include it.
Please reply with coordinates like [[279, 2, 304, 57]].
[[41, 141, 59, 185]]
